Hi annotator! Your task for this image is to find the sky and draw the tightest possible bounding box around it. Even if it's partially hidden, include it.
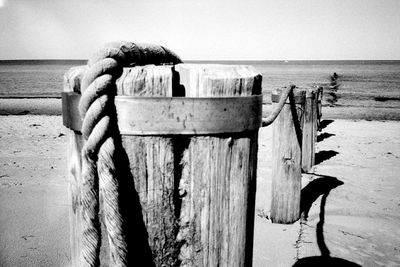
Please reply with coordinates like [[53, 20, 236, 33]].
[[0, 0, 399, 60]]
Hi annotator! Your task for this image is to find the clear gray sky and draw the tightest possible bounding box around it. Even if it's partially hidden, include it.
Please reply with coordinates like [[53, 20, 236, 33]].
[[0, 0, 399, 60]]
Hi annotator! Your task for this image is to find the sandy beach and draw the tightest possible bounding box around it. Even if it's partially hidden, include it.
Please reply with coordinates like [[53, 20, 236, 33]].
[[1, 0, 400, 265], [0, 105, 399, 266]]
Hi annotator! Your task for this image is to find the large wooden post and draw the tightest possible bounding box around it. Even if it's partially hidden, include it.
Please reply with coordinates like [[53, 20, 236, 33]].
[[301, 88, 317, 172], [270, 87, 305, 224], [174, 64, 261, 266], [116, 65, 179, 266], [63, 64, 262, 266]]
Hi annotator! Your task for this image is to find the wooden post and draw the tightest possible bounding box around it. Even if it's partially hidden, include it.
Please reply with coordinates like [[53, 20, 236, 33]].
[[116, 65, 179, 266], [316, 86, 323, 131], [174, 64, 261, 266], [64, 64, 262, 266], [64, 65, 179, 266], [63, 65, 86, 267], [270, 87, 305, 224], [301, 88, 317, 172]]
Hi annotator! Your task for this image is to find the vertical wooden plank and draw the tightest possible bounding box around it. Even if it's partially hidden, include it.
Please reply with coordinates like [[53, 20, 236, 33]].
[[317, 86, 323, 131], [116, 65, 180, 266], [116, 65, 173, 96], [270, 88, 305, 224], [301, 89, 316, 172], [63, 65, 86, 93], [63, 66, 86, 267], [65, 65, 177, 266], [65, 65, 112, 264], [175, 64, 261, 266], [66, 133, 84, 267]]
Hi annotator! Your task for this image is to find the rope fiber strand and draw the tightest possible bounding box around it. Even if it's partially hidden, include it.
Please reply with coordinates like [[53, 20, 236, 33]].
[[78, 41, 182, 267]]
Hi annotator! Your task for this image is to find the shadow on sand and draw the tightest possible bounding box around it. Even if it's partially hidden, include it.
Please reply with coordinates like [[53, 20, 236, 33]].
[[293, 254, 361, 267], [315, 150, 339, 165], [319, 119, 334, 131], [317, 132, 335, 142], [294, 175, 361, 267], [300, 175, 343, 220]]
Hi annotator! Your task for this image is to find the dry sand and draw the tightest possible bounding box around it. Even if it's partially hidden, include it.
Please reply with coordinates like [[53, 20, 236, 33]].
[[0, 113, 399, 266], [254, 119, 400, 267]]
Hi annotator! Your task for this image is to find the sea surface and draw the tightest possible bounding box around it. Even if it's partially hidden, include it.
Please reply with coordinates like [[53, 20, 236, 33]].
[[0, 60, 399, 109]]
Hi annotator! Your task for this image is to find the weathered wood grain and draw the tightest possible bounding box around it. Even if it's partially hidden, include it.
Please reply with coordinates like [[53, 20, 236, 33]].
[[117, 65, 179, 266], [301, 88, 317, 172], [65, 65, 175, 266], [65, 64, 261, 266], [270, 88, 305, 224], [63, 66, 87, 267], [66, 132, 84, 266], [175, 64, 261, 266], [116, 65, 173, 96], [63, 65, 86, 93], [317, 86, 323, 131]]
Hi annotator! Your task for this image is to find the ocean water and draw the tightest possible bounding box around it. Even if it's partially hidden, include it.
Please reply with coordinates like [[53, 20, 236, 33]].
[[251, 60, 400, 108], [0, 60, 399, 108], [0, 60, 85, 98]]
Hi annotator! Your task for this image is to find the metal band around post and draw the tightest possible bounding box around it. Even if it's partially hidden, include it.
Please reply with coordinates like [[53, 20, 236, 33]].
[[62, 92, 262, 135], [271, 93, 305, 104]]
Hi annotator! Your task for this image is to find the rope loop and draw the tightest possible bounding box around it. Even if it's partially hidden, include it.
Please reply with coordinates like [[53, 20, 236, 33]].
[[262, 84, 296, 127], [78, 41, 182, 267]]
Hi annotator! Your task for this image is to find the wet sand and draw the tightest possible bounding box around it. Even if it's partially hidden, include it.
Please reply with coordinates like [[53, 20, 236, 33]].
[[0, 112, 399, 266]]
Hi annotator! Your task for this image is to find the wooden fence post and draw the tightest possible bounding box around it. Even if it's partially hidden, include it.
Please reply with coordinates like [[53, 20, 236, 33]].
[[62, 65, 86, 267], [270, 87, 305, 224], [173, 64, 261, 266], [301, 88, 317, 172], [63, 64, 262, 266], [316, 86, 323, 131]]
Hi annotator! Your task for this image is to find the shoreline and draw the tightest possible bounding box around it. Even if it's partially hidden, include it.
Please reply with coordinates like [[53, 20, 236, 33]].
[[1, 98, 400, 121]]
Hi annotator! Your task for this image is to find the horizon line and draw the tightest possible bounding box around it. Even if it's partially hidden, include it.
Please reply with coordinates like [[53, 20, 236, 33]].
[[1, 59, 400, 62]]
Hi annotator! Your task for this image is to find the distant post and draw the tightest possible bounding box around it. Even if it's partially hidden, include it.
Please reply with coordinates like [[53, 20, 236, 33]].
[[270, 87, 305, 224], [301, 88, 317, 172], [317, 86, 323, 131]]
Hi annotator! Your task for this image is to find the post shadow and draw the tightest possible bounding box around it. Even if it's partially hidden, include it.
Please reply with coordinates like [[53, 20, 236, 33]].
[[300, 175, 343, 220], [293, 175, 361, 267], [317, 132, 335, 143], [111, 136, 192, 266], [108, 135, 156, 266], [315, 150, 339, 165], [98, 71, 191, 266], [97, 98, 156, 266], [319, 119, 334, 130]]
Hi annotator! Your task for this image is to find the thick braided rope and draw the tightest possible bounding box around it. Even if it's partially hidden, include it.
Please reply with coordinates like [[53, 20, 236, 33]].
[[79, 41, 182, 267], [262, 85, 295, 127]]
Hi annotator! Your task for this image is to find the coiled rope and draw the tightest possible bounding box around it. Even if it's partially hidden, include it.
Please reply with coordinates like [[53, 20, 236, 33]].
[[262, 85, 296, 127], [78, 41, 182, 267]]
